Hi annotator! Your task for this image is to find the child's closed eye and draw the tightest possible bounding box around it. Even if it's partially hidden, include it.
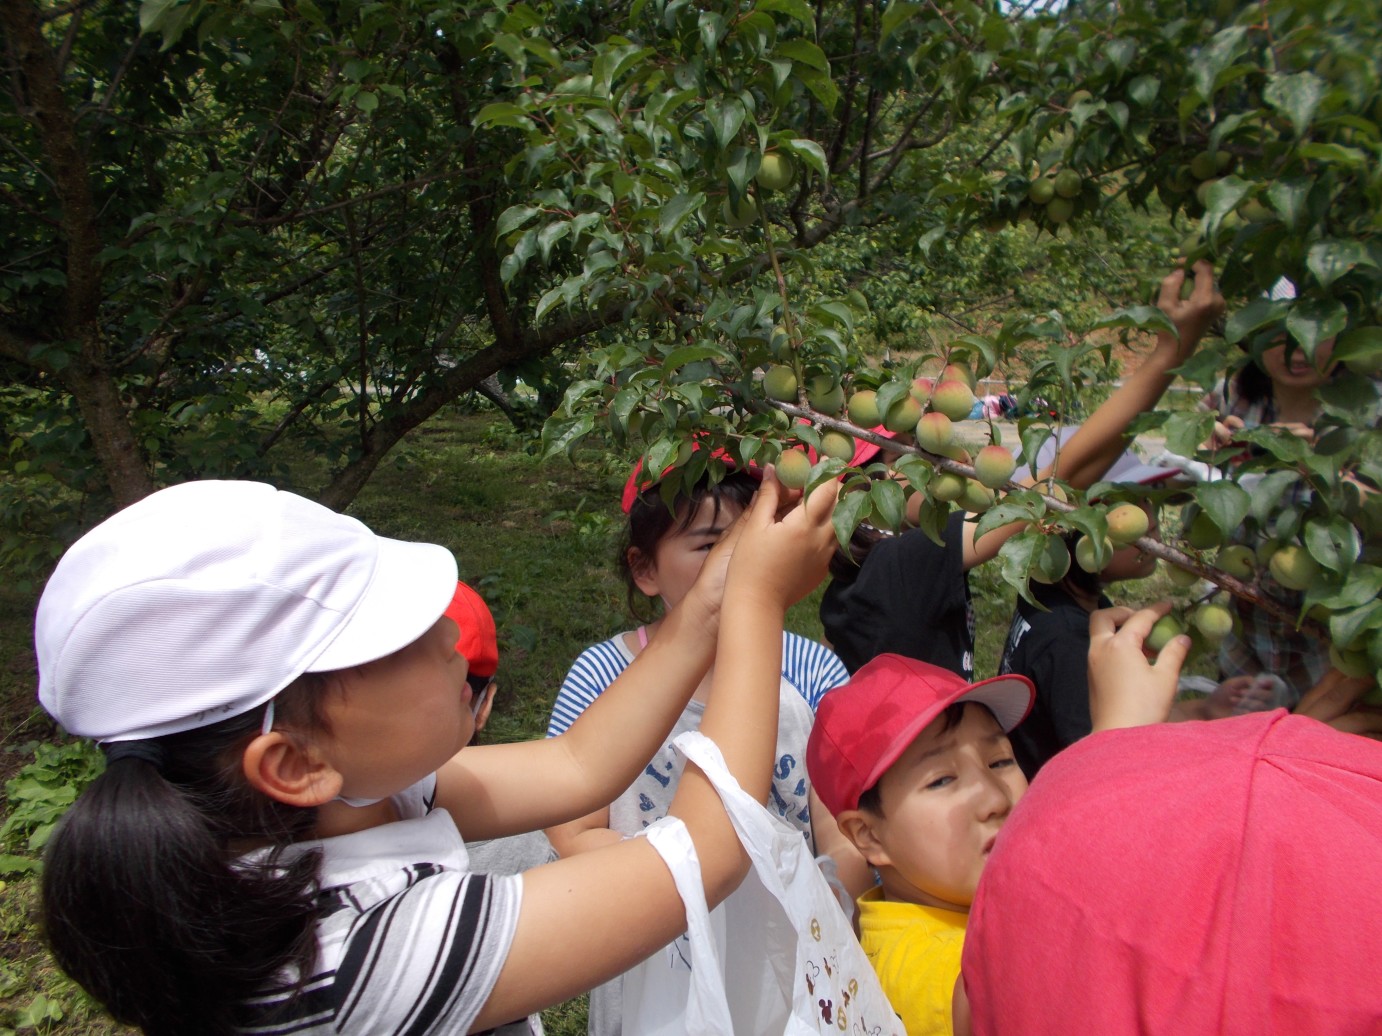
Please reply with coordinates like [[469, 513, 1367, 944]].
[[925, 774, 955, 790], [989, 756, 1017, 771]]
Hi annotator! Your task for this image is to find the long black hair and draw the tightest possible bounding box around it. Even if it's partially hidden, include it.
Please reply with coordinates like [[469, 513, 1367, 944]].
[[618, 469, 759, 621], [42, 674, 332, 1036]]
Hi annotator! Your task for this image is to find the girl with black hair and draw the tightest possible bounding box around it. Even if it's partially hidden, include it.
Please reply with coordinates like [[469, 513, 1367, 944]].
[[544, 458, 870, 1036], [36, 473, 839, 1036]]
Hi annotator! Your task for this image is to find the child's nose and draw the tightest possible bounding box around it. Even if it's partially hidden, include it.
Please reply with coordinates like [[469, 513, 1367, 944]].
[[974, 768, 1018, 821]]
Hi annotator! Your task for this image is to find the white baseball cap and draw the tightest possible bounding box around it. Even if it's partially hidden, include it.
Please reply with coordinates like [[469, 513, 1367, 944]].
[[36, 481, 458, 743]]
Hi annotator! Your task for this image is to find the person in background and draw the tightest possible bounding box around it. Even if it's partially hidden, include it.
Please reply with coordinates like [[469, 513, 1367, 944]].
[[545, 456, 870, 1036], [821, 262, 1226, 678], [445, 579, 555, 1036]]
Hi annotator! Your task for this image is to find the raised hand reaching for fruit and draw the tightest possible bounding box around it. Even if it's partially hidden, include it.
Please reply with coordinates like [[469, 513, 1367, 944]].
[[1087, 602, 1191, 733]]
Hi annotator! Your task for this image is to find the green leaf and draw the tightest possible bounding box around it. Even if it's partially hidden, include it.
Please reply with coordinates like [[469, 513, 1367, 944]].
[[1224, 297, 1286, 344], [795, 67, 839, 112], [1330, 599, 1382, 653], [1162, 412, 1216, 458], [704, 97, 746, 151], [1090, 305, 1177, 338], [1310, 564, 1382, 610], [787, 138, 829, 180], [496, 205, 539, 239], [1127, 74, 1159, 107], [659, 192, 704, 238], [757, 0, 815, 29], [880, 1, 920, 42], [1264, 71, 1326, 136], [1307, 240, 1376, 289], [832, 487, 873, 548], [1190, 26, 1248, 102], [870, 477, 907, 531], [0, 853, 41, 876], [776, 38, 830, 72], [540, 414, 595, 461], [1285, 297, 1348, 356], [1195, 481, 1251, 539], [1304, 516, 1361, 574], [1265, 177, 1311, 230]]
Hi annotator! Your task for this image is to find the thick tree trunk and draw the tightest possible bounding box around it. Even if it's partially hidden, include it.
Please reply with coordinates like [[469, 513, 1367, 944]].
[[4, 0, 152, 507]]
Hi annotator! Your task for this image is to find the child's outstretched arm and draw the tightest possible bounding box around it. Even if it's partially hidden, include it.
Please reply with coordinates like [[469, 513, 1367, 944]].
[[962, 261, 1225, 568], [471, 475, 841, 1029], [1087, 602, 1192, 732], [436, 495, 750, 841]]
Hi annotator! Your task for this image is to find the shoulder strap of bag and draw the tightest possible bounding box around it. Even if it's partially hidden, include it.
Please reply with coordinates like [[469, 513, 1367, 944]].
[[639, 816, 735, 1035]]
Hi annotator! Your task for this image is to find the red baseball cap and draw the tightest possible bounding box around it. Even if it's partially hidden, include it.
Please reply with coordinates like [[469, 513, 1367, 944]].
[[443, 580, 498, 678], [848, 425, 900, 467], [805, 654, 1033, 817], [962, 709, 1382, 1035]]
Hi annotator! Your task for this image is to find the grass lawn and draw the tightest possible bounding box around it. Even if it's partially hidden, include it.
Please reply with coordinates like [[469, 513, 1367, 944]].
[[0, 406, 1205, 1034]]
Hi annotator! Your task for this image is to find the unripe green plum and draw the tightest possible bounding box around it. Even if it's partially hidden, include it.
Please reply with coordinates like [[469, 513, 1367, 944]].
[[1239, 197, 1273, 223], [1268, 544, 1319, 591], [1189, 150, 1219, 181], [820, 430, 855, 461], [847, 390, 882, 428], [915, 412, 955, 455], [1053, 169, 1083, 198], [1192, 603, 1234, 643], [884, 395, 924, 434], [1106, 503, 1149, 545], [756, 151, 797, 192], [1216, 544, 1255, 579], [722, 194, 756, 229], [775, 448, 813, 489], [1145, 613, 1186, 653], [1028, 178, 1056, 204], [1075, 534, 1113, 573], [931, 381, 977, 421], [1046, 197, 1075, 224], [807, 375, 845, 414], [1166, 563, 1200, 588], [1195, 178, 1218, 207], [930, 471, 969, 503], [940, 363, 978, 391], [1185, 512, 1223, 550], [960, 481, 996, 513], [763, 365, 799, 403], [1030, 536, 1072, 584], [974, 445, 1018, 489]]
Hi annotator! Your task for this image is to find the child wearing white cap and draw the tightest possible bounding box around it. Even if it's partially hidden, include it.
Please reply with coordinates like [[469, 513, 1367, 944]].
[[35, 473, 839, 1035]]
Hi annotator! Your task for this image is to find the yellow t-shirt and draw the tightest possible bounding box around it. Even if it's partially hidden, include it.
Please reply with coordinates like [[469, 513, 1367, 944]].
[[856, 887, 967, 1036]]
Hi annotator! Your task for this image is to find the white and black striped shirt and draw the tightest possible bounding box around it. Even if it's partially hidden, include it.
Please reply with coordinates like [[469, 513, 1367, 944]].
[[239, 781, 523, 1035]]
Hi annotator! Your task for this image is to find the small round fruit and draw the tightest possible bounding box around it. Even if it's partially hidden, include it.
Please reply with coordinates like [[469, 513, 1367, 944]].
[[1145, 614, 1186, 653], [847, 390, 882, 428], [1214, 149, 1235, 173], [1046, 196, 1075, 224], [820, 430, 856, 461], [930, 471, 969, 504], [1191, 603, 1234, 643], [721, 194, 757, 229], [884, 395, 925, 434], [940, 363, 978, 391], [775, 448, 813, 489], [960, 481, 996, 513], [915, 412, 955, 455], [763, 365, 799, 403], [1239, 197, 1273, 223], [1216, 544, 1255, 579], [1028, 178, 1056, 204], [1166, 563, 1200, 588], [1106, 503, 1150, 545], [974, 445, 1018, 489], [807, 375, 845, 414], [1195, 178, 1218, 207], [1189, 150, 1219, 181], [930, 381, 977, 421], [1268, 544, 1319, 591], [1031, 536, 1072, 584], [1053, 169, 1083, 198], [1185, 512, 1223, 550], [755, 151, 797, 192], [1075, 534, 1113, 573], [1067, 89, 1093, 106]]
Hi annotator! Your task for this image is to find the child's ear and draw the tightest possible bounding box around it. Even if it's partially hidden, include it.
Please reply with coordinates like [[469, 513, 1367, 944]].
[[627, 547, 661, 599], [242, 732, 341, 808], [836, 809, 892, 869]]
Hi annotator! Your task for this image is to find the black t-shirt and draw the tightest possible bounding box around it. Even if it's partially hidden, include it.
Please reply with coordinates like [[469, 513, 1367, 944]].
[[998, 581, 1110, 780], [819, 512, 975, 678]]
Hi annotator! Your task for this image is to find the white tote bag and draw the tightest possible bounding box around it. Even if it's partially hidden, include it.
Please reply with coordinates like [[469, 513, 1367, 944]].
[[626, 731, 904, 1036]]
